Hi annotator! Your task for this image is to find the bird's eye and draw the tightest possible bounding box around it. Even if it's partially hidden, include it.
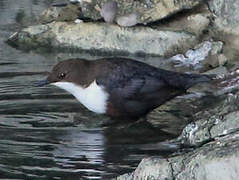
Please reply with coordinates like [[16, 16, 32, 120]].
[[58, 72, 66, 79]]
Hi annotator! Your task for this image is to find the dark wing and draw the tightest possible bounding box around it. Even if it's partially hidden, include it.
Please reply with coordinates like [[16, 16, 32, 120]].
[[94, 58, 186, 118], [96, 68, 166, 100]]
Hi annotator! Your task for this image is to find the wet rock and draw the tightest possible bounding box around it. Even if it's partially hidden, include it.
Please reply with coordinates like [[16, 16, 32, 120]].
[[116, 157, 173, 180], [179, 83, 239, 146], [175, 133, 239, 180], [116, 132, 239, 180], [7, 21, 197, 56], [147, 95, 200, 136]]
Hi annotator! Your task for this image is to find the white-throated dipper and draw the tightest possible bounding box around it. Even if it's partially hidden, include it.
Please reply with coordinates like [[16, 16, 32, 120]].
[[37, 58, 214, 120]]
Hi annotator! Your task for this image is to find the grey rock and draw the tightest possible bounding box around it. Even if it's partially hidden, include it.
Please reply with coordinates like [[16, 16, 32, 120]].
[[121, 70, 239, 180], [175, 133, 239, 180], [39, 7, 61, 24], [168, 40, 227, 71], [73, 0, 203, 24], [57, 3, 81, 22], [100, 1, 117, 23], [23, 24, 49, 35], [208, 0, 239, 28], [7, 21, 197, 56], [116, 13, 138, 27], [210, 110, 239, 138], [116, 157, 173, 180], [203, 66, 228, 75], [116, 132, 239, 180], [208, 0, 239, 60], [186, 13, 210, 35], [218, 54, 228, 66], [179, 81, 239, 146]]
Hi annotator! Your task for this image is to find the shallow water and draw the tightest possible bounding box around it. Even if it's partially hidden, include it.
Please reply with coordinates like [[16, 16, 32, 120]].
[[0, 1, 179, 179]]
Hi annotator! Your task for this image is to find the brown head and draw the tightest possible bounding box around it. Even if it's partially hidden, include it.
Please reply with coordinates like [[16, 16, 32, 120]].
[[36, 59, 93, 87]]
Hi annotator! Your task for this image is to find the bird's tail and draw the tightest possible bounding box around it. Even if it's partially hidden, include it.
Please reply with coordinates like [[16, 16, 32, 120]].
[[182, 73, 216, 89], [160, 69, 216, 90]]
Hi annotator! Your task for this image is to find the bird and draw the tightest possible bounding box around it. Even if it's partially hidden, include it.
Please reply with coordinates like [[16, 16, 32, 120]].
[[37, 57, 214, 120]]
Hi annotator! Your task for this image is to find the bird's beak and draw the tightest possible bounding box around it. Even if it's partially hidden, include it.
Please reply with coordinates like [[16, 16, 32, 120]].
[[35, 79, 50, 87]]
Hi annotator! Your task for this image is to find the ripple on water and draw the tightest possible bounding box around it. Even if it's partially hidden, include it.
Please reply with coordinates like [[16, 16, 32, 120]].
[[0, 0, 181, 178]]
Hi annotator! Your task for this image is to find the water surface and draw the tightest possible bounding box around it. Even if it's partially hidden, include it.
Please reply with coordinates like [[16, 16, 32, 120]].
[[0, 1, 178, 179]]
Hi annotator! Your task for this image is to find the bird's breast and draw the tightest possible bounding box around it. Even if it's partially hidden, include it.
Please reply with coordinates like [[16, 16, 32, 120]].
[[52, 81, 109, 114]]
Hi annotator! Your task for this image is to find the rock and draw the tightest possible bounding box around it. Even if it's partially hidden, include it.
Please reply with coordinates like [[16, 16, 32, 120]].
[[179, 83, 239, 146], [116, 132, 239, 180], [186, 14, 210, 35], [168, 40, 227, 72], [147, 96, 200, 136], [139, 0, 203, 24], [73, 0, 203, 25], [170, 41, 213, 70], [39, 7, 61, 24], [218, 54, 228, 66], [117, 157, 173, 180], [116, 70, 239, 180], [210, 111, 239, 138], [199, 41, 225, 70], [175, 133, 239, 180], [40, 1, 208, 28], [56, 3, 81, 22], [7, 21, 197, 56], [100, 1, 118, 23], [116, 13, 138, 27], [203, 66, 228, 75], [39, 3, 81, 23], [148, 3, 211, 36], [208, 0, 239, 60], [208, 0, 239, 32]]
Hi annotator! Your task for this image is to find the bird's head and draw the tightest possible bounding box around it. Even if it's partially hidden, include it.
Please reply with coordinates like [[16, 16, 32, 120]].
[[36, 59, 91, 89]]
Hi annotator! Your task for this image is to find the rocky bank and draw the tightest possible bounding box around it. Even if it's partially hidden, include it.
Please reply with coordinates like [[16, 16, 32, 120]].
[[6, 0, 239, 179]]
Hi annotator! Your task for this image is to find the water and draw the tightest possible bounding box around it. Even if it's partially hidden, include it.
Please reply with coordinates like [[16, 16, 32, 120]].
[[0, 1, 178, 179]]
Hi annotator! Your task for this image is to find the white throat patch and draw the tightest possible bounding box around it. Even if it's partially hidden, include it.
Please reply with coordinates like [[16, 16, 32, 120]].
[[52, 80, 109, 114]]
